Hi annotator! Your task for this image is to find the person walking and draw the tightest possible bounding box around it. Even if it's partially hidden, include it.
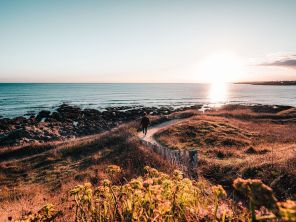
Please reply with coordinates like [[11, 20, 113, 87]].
[[140, 112, 150, 135]]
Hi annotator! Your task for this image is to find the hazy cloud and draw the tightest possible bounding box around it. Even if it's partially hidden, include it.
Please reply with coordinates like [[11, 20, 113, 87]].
[[259, 53, 296, 69]]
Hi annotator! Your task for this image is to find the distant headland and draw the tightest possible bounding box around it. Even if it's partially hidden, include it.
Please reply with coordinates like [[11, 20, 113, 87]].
[[235, 80, 296, 85]]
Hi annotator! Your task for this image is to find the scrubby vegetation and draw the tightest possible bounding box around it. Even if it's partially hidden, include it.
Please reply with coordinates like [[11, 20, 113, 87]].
[[0, 123, 174, 221], [154, 107, 296, 200], [16, 165, 296, 221], [1, 105, 295, 221], [154, 119, 255, 150]]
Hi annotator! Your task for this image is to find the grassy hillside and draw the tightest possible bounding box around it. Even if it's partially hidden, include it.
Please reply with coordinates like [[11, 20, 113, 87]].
[[0, 106, 295, 221], [155, 106, 296, 200], [10, 166, 296, 221], [0, 122, 176, 221]]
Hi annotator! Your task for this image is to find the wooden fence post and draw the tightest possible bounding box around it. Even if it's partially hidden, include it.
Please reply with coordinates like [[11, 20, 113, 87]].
[[187, 149, 198, 178]]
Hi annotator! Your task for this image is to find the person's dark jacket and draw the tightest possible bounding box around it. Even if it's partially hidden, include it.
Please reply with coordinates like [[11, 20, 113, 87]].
[[141, 116, 150, 127]]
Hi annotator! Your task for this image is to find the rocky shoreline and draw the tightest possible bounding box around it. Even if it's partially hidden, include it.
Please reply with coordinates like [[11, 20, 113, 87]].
[[1, 103, 294, 147], [0, 104, 202, 147]]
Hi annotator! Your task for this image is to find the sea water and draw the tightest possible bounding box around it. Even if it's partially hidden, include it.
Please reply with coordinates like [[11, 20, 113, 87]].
[[0, 83, 295, 118]]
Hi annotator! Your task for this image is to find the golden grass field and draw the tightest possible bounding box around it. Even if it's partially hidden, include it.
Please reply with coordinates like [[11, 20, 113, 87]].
[[155, 106, 296, 200], [0, 123, 176, 221], [0, 105, 295, 221]]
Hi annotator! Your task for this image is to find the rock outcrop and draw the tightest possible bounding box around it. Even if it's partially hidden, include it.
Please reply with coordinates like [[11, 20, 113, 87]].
[[0, 104, 201, 147]]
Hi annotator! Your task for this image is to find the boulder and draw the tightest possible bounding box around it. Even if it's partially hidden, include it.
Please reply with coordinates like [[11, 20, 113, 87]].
[[0, 128, 31, 146], [57, 104, 82, 120], [51, 112, 62, 121], [36, 110, 51, 122]]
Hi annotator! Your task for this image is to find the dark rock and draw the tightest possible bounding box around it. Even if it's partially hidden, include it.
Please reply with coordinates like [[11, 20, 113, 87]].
[[0, 103, 201, 147], [57, 104, 82, 120], [36, 110, 51, 122], [0, 118, 11, 130], [83, 108, 101, 118], [102, 111, 115, 119], [12, 116, 27, 125], [51, 112, 62, 121], [0, 128, 31, 146]]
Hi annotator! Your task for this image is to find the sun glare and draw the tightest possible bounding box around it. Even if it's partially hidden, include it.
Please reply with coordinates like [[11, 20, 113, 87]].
[[209, 82, 227, 104], [198, 51, 245, 84], [196, 51, 245, 104]]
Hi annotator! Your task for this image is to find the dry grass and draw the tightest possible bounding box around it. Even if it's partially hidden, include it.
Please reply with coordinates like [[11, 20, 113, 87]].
[[154, 107, 296, 200], [0, 122, 175, 221], [1, 106, 295, 221], [155, 117, 255, 150], [1, 111, 199, 221]]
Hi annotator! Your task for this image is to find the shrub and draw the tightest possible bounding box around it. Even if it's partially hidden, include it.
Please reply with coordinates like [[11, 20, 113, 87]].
[[15, 204, 61, 222], [17, 166, 296, 222], [69, 165, 233, 221], [233, 178, 296, 221]]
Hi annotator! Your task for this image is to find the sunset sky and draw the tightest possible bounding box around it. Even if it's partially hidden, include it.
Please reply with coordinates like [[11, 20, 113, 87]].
[[0, 0, 296, 83]]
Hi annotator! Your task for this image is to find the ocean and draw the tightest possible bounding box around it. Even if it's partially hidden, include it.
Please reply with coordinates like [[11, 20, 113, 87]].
[[0, 83, 295, 118]]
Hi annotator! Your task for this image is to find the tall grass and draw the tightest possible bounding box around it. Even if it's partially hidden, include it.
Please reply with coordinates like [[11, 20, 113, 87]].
[[17, 166, 295, 221]]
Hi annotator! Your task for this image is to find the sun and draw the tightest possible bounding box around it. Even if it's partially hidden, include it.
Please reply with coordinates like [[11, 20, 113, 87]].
[[198, 51, 245, 83], [196, 51, 245, 104]]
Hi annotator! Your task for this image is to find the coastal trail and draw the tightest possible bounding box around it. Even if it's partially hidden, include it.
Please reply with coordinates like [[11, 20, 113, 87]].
[[137, 117, 198, 177], [137, 118, 185, 146]]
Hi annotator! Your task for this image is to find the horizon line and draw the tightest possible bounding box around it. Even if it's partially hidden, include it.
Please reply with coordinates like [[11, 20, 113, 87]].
[[0, 80, 296, 84]]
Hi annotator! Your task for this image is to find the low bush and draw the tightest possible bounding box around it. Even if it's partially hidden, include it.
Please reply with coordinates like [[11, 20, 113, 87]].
[[17, 166, 296, 222]]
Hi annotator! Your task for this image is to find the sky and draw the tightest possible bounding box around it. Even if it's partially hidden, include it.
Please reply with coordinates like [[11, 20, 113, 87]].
[[0, 0, 296, 83]]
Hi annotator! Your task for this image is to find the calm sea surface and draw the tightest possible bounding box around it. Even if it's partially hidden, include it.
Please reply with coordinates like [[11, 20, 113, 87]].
[[0, 83, 295, 118]]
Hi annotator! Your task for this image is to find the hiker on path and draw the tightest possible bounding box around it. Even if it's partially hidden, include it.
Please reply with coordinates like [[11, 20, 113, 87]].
[[140, 112, 150, 135]]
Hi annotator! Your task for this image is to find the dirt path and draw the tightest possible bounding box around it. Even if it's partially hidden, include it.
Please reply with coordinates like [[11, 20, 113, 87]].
[[137, 118, 185, 145], [138, 118, 198, 178]]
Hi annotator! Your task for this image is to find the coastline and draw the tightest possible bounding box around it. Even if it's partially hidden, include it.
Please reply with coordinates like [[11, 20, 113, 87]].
[[1, 83, 296, 119], [1, 102, 296, 220], [0, 103, 294, 147], [0, 103, 202, 147], [235, 80, 296, 85]]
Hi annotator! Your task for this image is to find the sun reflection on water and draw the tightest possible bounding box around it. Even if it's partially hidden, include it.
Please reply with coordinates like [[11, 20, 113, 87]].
[[208, 82, 228, 105]]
